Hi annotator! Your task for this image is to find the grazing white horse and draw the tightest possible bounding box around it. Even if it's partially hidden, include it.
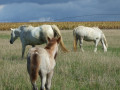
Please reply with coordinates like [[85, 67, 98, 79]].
[[27, 37, 60, 90], [73, 26, 108, 52], [10, 25, 68, 58]]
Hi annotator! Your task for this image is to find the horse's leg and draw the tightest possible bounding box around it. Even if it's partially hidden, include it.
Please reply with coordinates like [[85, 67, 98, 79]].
[[40, 72, 47, 90], [79, 37, 84, 52], [22, 44, 26, 59], [101, 39, 107, 52], [45, 71, 54, 90], [31, 81, 38, 90], [94, 39, 100, 52]]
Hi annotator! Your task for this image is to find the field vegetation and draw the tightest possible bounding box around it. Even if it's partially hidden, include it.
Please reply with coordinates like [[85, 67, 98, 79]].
[[0, 21, 120, 30], [0, 29, 120, 90]]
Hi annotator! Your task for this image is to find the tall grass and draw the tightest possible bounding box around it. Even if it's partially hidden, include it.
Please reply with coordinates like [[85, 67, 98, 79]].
[[0, 30, 120, 90]]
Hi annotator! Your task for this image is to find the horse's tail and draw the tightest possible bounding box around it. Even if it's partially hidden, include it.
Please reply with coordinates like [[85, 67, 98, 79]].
[[73, 29, 77, 51], [51, 25, 69, 52], [102, 34, 108, 48], [30, 50, 40, 83]]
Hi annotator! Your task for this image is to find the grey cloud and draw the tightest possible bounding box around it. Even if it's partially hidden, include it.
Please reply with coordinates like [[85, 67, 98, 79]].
[[0, 0, 120, 22], [0, 0, 78, 5]]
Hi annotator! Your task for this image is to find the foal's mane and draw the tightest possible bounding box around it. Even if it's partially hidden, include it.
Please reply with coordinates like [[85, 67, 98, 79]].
[[45, 39, 57, 49]]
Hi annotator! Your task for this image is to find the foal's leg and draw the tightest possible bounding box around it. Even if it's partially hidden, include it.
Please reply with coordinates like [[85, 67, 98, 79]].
[[45, 71, 54, 90], [31, 81, 38, 90], [40, 72, 47, 90], [79, 37, 84, 52], [94, 39, 100, 52], [101, 39, 107, 52]]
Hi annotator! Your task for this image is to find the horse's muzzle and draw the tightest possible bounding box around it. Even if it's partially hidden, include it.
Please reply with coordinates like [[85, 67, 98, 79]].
[[10, 40, 13, 44]]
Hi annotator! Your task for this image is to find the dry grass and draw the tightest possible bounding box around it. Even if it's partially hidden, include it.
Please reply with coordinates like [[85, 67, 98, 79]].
[[0, 21, 120, 31], [0, 30, 120, 90]]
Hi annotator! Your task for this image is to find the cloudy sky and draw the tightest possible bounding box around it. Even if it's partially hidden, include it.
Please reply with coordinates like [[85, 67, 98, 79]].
[[0, 0, 120, 22]]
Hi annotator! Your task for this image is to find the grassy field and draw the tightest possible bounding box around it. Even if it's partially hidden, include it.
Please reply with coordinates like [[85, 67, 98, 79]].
[[0, 29, 120, 90]]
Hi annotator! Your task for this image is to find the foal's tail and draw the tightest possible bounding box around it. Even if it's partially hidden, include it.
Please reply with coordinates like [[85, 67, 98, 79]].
[[102, 34, 108, 48], [73, 29, 77, 51], [51, 25, 69, 52], [30, 50, 40, 83]]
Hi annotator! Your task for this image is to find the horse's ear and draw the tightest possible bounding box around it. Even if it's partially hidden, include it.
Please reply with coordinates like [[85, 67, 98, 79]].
[[11, 28, 14, 31], [47, 37, 51, 42], [57, 37, 61, 43]]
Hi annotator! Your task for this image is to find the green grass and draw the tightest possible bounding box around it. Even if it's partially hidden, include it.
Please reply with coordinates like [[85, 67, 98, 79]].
[[0, 30, 120, 90], [0, 34, 10, 39]]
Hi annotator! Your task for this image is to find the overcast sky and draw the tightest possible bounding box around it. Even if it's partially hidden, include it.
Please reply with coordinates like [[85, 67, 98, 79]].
[[0, 0, 120, 22]]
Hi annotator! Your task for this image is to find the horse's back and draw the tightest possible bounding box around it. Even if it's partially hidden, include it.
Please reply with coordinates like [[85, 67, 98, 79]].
[[74, 26, 102, 40], [28, 47, 48, 59], [20, 27, 42, 44], [20, 25, 54, 45], [28, 47, 55, 73], [74, 26, 89, 36]]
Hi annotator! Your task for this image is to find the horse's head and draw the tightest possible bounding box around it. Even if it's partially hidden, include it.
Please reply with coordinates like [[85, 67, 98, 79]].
[[47, 37, 61, 47], [10, 28, 20, 44], [45, 37, 61, 57]]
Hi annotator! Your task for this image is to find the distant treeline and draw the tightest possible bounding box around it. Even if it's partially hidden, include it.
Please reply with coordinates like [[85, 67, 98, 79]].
[[0, 21, 120, 31]]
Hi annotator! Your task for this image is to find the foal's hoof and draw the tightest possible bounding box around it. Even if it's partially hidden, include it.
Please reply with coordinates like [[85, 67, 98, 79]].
[[81, 49, 84, 52], [94, 51, 97, 53], [104, 50, 107, 52]]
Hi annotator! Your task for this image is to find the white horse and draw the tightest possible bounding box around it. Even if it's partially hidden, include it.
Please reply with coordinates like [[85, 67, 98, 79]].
[[73, 26, 108, 52], [27, 37, 60, 90], [10, 25, 68, 58]]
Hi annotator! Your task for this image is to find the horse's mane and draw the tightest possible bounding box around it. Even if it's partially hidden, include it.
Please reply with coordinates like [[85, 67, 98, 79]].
[[45, 39, 57, 49], [92, 27, 99, 29], [18, 25, 34, 31]]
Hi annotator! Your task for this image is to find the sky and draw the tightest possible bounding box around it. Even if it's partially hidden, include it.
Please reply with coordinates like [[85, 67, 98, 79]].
[[0, 0, 120, 22]]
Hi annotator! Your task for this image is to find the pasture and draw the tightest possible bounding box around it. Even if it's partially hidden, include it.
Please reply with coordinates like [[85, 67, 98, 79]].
[[0, 29, 120, 90]]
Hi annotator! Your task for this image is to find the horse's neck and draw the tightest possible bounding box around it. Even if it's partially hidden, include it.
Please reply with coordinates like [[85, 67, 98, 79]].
[[45, 46, 58, 59]]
